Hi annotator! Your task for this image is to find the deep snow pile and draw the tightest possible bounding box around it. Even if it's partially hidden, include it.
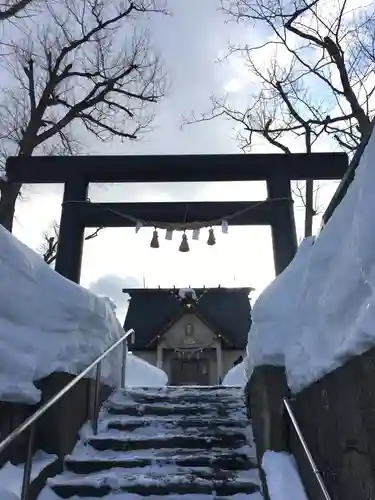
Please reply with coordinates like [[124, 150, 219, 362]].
[[222, 361, 247, 386], [126, 352, 168, 387], [0, 226, 128, 404], [247, 125, 375, 393], [262, 451, 308, 500], [0, 451, 57, 500]]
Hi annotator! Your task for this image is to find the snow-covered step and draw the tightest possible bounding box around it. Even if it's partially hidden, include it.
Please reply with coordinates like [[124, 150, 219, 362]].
[[105, 401, 246, 418], [48, 466, 261, 497], [41, 491, 263, 500], [43, 385, 261, 499], [99, 416, 250, 432], [65, 446, 257, 474], [105, 421, 250, 440], [67, 442, 257, 462], [115, 386, 244, 403], [87, 432, 248, 452]]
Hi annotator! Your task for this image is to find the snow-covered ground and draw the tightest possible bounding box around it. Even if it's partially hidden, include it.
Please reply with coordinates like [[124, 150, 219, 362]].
[[0, 226, 167, 404], [0, 451, 57, 500], [246, 125, 375, 393], [222, 361, 247, 387], [262, 451, 308, 500], [0, 226, 167, 498], [126, 353, 168, 387]]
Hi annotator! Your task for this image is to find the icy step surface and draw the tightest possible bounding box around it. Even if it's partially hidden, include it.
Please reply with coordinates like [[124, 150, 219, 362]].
[[41, 492, 263, 500], [48, 466, 261, 498], [45, 385, 261, 499], [100, 417, 250, 433]]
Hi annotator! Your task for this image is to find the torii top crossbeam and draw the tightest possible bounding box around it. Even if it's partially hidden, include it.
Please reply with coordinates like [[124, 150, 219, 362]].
[[6, 153, 347, 183], [5, 152, 348, 284]]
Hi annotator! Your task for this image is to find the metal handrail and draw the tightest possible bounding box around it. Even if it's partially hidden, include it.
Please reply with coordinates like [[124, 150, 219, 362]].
[[283, 398, 332, 500], [0, 328, 135, 500]]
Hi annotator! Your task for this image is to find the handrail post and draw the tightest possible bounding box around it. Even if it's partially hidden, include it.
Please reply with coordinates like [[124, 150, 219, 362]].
[[121, 338, 128, 389], [283, 398, 332, 500], [0, 329, 135, 468], [20, 424, 35, 500], [92, 361, 102, 435]]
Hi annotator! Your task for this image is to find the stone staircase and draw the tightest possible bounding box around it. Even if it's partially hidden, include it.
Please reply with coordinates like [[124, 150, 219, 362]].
[[41, 385, 262, 499]]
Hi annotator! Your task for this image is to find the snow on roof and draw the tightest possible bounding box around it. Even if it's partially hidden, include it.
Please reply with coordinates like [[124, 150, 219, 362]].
[[0, 226, 126, 403], [246, 125, 375, 393]]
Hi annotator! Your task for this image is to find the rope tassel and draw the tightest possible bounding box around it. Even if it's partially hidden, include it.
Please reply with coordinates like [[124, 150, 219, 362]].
[[207, 227, 216, 246], [150, 228, 159, 248], [179, 232, 190, 252]]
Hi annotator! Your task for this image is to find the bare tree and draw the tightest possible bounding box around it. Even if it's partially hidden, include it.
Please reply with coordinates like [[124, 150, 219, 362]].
[[0, 0, 36, 21], [0, 0, 167, 231], [185, 0, 375, 236], [40, 220, 102, 265]]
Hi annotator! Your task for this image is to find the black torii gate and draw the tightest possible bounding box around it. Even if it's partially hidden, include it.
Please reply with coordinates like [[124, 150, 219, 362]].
[[6, 153, 348, 283]]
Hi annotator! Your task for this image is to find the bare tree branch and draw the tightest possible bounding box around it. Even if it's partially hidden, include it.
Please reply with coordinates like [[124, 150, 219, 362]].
[[186, 0, 375, 237], [0, 0, 168, 231], [40, 220, 104, 266], [0, 0, 35, 21]]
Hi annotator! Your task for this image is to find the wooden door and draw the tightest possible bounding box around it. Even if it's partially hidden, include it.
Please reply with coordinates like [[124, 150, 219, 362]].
[[170, 358, 210, 385]]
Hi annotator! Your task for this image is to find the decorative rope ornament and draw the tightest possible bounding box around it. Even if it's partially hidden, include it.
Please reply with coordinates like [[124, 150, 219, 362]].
[[62, 197, 293, 253], [179, 232, 190, 252], [150, 228, 159, 248], [207, 227, 216, 246]]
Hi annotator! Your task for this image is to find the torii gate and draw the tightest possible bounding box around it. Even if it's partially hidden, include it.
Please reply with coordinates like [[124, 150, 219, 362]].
[[6, 152, 348, 283]]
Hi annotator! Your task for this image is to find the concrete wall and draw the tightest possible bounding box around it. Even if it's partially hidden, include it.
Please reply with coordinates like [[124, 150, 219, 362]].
[[246, 346, 375, 500], [0, 372, 111, 464], [290, 346, 375, 500], [0, 372, 112, 499]]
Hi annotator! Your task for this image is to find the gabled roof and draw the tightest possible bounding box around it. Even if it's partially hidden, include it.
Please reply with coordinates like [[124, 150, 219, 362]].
[[123, 287, 252, 350]]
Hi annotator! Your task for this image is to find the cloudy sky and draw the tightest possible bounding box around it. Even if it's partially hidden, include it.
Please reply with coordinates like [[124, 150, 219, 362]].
[[10, 0, 340, 322]]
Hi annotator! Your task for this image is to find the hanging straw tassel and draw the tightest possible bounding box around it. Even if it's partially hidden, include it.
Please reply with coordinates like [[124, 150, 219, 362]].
[[207, 227, 216, 246], [150, 228, 159, 248], [179, 232, 190, 252]]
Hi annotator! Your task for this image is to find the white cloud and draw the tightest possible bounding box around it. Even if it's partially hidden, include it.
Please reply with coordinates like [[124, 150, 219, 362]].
[[224, 78, 244, 93]]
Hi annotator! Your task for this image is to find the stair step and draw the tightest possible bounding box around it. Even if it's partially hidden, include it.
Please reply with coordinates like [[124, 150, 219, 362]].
[[102, 417, 249, 432], [106, 422, 248, 438], [49, 468, 260, 498], [105, 402, 246, 418], [51, 482, 261, 498], [65, 451, 257, 474], [112, 389, 244, 405], [130, 385, 242, 392], [49, 386, 258, 500], [44, 491, 262, 500], [88, 433, 247, 451], [68, 441, 257, 460]]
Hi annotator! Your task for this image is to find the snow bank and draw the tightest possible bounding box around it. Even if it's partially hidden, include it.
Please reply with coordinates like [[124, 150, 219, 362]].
[[262, 451, 308, 500], [0, 451, 57, 500], [222, 361, 247, 387], [0, 226, 126, 404], [126, 353, 168, 387], [247, 125, 375, 393]]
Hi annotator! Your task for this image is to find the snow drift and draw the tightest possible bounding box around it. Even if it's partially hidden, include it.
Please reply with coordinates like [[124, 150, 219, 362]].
[[0, 225, 145, 404], [262, 451, 308, 500], [126, 353, 168, 387], [222, 361, 247, 387], [247, 125, 375, 393]]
